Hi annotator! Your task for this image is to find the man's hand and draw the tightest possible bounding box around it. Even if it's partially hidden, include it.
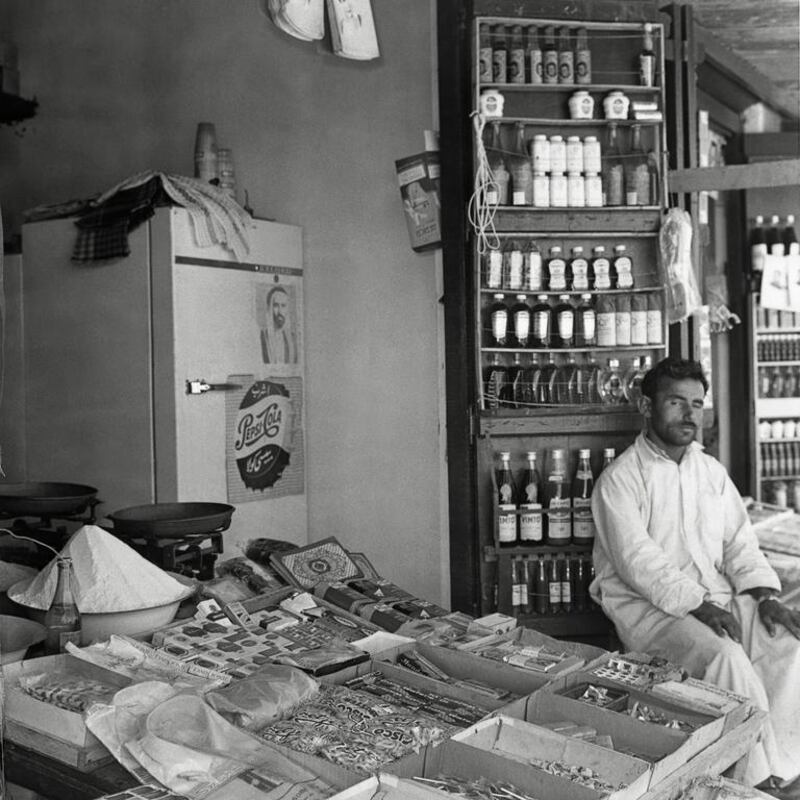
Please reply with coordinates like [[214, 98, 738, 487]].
[[759, 598, 800, 639], [690, 600, 742, 642]]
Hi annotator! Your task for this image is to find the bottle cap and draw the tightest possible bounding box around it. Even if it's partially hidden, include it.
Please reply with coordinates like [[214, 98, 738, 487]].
[[537, 294, 548, 300], [567, 135, 581, 142], [573, 246, 584, 254], [581, 293, 592, 300], [500, 451, 511, 460], [609, 359, 619, 367], [550, 135, 564, 142], [493, 293, 505, 299], [771, 215, 781, 224], [604, 447, 616, 458], [550, 245, 562, 254], [579, 448, 591, 458], [615, 244, 626, 252], [755, 215, 764, 224], [526, 451, 537, 460], [559, 294, 570, 301], [788, 214, 796, 224], [516, 294, 526, 300]]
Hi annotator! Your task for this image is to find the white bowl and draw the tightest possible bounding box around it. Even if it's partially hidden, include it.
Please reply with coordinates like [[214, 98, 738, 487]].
[[0, 614, 47, 663]]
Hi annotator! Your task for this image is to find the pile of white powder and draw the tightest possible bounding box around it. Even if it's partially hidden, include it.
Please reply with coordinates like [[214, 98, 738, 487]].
[[9, 525, 189, 612]]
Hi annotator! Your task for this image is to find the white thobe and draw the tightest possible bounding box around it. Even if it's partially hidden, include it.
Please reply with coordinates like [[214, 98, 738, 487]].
[[591, 433, 800, 784]]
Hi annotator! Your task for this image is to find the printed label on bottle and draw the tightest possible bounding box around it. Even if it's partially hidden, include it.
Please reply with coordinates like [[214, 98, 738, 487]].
[[571, 260, 589, 290], [647, 309, 663, 344], [491, 309, 508, 342], [514, 310, 531, 340], [530, 53, 543, 83], [525, 252, 543, 290], [509, 52, 525, 83], [560, 581, 572, 603], [508, 250, 524, 289], [558, 54, 574, 83], [498, 506, 517, 543], [513, 190, 528, 206], [597, 312, 616, 346], [631, 310, 648, 344], [487, 251, 503, 288], [520, 506, 543, 542], [533, 310, 550, 341], [544, 53, 558, 82], [575, 54, 590, 82], [593, 260, 611, 289], [479, 49, 493, 82], [615, 312, 631, 346], [492, 52, 507, 83], [548, 513, 571, 542], [581, 309, 596, 342], [548, 495, 570, 511], [573, 512, 596, 541], [615, 257, 633, 288], [549, 581, 562, 603], [557, 309, 574, 340], [548, 261, 567, 290], [512, 581, 523, 606]]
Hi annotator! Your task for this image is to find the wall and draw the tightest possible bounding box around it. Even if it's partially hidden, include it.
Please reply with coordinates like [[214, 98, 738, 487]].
[[0, 0, 450, 606]]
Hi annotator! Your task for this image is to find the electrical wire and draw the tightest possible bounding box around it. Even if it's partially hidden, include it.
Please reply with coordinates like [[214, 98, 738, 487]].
[[467, 111, 501, 256]]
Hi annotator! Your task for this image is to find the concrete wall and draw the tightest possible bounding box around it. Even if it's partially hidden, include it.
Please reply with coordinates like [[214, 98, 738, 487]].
[[0, 0, 450, 605]]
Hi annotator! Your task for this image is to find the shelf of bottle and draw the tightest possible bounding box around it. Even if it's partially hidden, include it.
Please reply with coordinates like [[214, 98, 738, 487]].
[[757, 329, 800, 335], [760, 475, 800, 482], [760, 438, 800, 444], [495, 543, 593, 555], [489, 116, 662, 127], [480, 287, 661, 297], [491, 207, 662, 234], [481, 345, 665, 354], [479, 82, 661, 94], [480, 407, 643, 436], [756, 361, 800, 366]]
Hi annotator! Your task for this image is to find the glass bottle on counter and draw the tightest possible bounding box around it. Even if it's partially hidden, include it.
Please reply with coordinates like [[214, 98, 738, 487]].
[[603, 122, 625, 207], [599, 358, 625, 404], [511, 294, 531, 347], [575, 27, 592, 84], [478, 23, 493, 82], [497, 451, 517, 547], [483, 353, 508, 410], [557, 26, 574, 83], [531, 294, 551, 348], [547, 246, 568, 291], [575, 294, 596, 347], [526, 25, 543, 84], [545, 449, 572, 545], [492, 24, 508, 83], [542, 25, 558, 84], [552, 294, 575, 348], [519, 451, 543, 545], [592, 245, 612, 290], [508, 25, 526, 83], [44, 557, 82, 655], [570, 246, 591, 292]]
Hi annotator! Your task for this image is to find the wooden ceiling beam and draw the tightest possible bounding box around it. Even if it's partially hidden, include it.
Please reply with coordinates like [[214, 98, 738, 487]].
[[668, 159, 800, 192]]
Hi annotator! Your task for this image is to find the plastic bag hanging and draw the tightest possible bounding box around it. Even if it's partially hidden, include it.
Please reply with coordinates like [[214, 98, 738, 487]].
[[263, 0, 324, 41], [659, 207, 702, 324], [327, 0, 380, 60]]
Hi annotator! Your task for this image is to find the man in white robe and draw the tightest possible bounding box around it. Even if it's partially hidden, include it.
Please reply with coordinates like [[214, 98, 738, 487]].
[[591, 356, 800, 796]]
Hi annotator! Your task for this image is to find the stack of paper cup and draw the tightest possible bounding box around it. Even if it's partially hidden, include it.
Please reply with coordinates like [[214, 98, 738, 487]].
[[194, 122, 218, 183]]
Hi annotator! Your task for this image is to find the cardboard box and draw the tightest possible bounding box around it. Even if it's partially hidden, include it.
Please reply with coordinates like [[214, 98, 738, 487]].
[[451, 716, 652, 800], [328, 773, 447, 800], [395, 152, 442, 252], [2, 653, 130, 770]]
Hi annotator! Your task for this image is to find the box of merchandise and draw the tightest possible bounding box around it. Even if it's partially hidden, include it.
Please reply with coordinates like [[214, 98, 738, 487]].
[[451, 715, 652, 800], [2, 653, 130, 770], [533, 674, 724, 784]]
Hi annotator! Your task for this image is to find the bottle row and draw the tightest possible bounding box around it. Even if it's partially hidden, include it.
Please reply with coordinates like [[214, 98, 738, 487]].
[[484, 121, 658, 208], [758, 419, 800, 441], [483, 292, 664, 349], [757, 366, 800, 399], [757, 335, 800, 363], [763, 480, 800, 512], [509, 554, 598, 616], [495, 447, 614, 547], [756, 304, 800, 331], [478, 22, 657, 88], [750, 214, 800, 268], [482, 242, 649, 293], [760, 442, 800, 479], [485, 353, 652, 409]]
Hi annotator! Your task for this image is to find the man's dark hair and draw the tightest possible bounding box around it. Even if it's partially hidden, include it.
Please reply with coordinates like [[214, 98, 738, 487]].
[[641, 356, 709, 400]]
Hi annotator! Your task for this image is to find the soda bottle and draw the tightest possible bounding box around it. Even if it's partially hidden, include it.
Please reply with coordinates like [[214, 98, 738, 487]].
[[613, 244, 634, 289], [630, 293, 648, 345], [596, 293, 616, 347], [561, 556, 573, 613], [535, 555, 549, 613], [574, 558, 587, 611], [599, 358, 625, 404], [478, 23, 493, 82], [557, 26, 574, 84], [545, 448, 572, 545], [519, 451, 544, 545], [531, 294, 552, 348], [505, 239, 525, 290], [614, 294, 632, 347], [575, 294, 597, 347], [570, 246, 591, 292], [483, 353, 508, 410], [602, 447, 616, 470], [507, 352, 524, 408], [523, 557, 533, 613], [526, 25, 543, 84], [750, 215, 768, 284], [508, 25, 526, 84], [575, 27, 592, 84], [542, 25, 558, 84], [492, 24, 508, 83], [783, 214, 799, 255], [548, 556, 562, 613], [547, 245, 568, 292], [489, 293, 509, 346], [552, 294, 575, 348], [592, 245, 612, 290], [571, 448, 596, 545], [497, 451, 517, 547], [767, 214, 785, 256], [512, 295, 531, 348], [44, 557, 82, 655]]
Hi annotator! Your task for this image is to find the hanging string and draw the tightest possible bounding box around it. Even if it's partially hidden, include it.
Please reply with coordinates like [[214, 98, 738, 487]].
[[467, 111, 501, 256]]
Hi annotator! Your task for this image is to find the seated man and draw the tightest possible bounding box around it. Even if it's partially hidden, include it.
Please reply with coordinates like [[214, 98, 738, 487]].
[[591, 356, 800, 796]]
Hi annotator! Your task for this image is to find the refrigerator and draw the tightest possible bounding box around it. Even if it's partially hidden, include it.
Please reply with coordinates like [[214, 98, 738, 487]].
[[20, 207, 307, 557]]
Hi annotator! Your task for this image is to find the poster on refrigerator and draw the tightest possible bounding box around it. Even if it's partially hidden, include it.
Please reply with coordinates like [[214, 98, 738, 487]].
[[254, 277, 303, 375], [226, 374, 305, 502]]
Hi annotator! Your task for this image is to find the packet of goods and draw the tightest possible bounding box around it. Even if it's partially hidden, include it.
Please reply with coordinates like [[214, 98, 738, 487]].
[[9, 524, 190, 612], [19, 671, 119, 712]]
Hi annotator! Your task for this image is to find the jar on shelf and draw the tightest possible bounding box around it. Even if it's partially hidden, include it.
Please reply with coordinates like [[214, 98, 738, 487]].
[[569, 90, 594, 119], [583, 135, 601, 173], [550, 172, 567, 207], [565, 136, 583, 173], [584, 172, 602, 207], [549, 135, 566, 174], [533, 171, 550, 207], [567, 172, 585, 207], [530, 134, 551, 173], [603, 91, 630, 120]]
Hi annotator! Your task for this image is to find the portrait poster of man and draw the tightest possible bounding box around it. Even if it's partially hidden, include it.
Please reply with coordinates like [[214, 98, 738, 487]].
[[257, 281, 301, 370]]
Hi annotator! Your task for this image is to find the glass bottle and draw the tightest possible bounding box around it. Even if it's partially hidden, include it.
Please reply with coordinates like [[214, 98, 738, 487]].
[[623, 356, 647, 404], [483, 353, 508, 410], [519, 451, 543, 545], [478, 23, 493, 82], [647, 292, 664, 344], [575, 293, 597, 347], [599, 358, 625, 404], [548, 556, 562, 613], [639, 23, 656, 87], [783, 214, 799, 255], [510, 122, 533, 206], [524, 241, 544, 291], [570, 246, 591, 292], [492, 24, 508, 83], [511, 556, 525, 615], [630, 292, 648, 345], [596, 293, 617, 347], [552, 294, 575, 348], [537, 353, 558, 405], [572, 448, 596, 546], [488, 293, 509, 346], [767, 214, 785, 256], [508, 25, 525, 84], [602, 122, 625, 207], [485, 246, 503, 290], [625, 125, 650, 207], [44, 557, 82, 655], [486, 121, 510, 205], [614, 294, 632, 347], [497, 451, 517, 546], [547, 245, 568, 292], [511, 294, 531, 348], [583, 355, 603, 404], [575, 27, 592, 84], [555, 355, 579, 405], [602, 447, 616, 470], [561, 556, 573, 613], [592, 245, 612, 290], [505, 239, 524, 290], [506, 352, 523, 408], [518, 354, 542, 407], [535, 555, 549, 613], [542, 25, 558, 84], [545, 449, 571, 546], [557, 26, 574, 84], [613, 244, 634, 289], [531, 294, 551, 348], [750, 215, 768, 285], [526, 25, 543, 84], [574, 557, 586, 611]]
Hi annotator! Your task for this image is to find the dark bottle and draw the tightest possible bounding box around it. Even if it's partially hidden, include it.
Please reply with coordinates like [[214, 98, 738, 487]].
[[517, 354, 541, 407], [519, 451, 543, 545], [508, 24, 526, 84], [639, 23, 656, 86], [555, 355, 579, 405], [526, 25, 543, 84], [44, 557, 82, 655], [548, 556, 562, 613], [545, 448, 572, 545], [531, 294, 552, 348], [557, 26, 574, 84], [487, 122, 510, 206], [483, 353, 508, 410], [575, 27, 592, 84], [750, 215, 768, 283], [602, 447, 616, 471], [511, 294, 531, 348], [535, 555, 549, 613], [478, 23, 493, 82], [542, 25, 558, 84], [571, 448, 596, 545], [523, 557, 533, 613], [603, 122, 625, 207], [570, 246, 591, 292], [489, 293, 509, 346], [767, 214, 785, 256], [547, 245, 568, 292], [552, 294, 575, 348], [592, 245, 612, 290], [783, 214, 799, 255], [613, 244, 634, 289], [574, 558, 587, 611], [497, 451, 518, 547], [537, 354, 558, 405], [561, 557, 573, 614], [504, 353, 522, 408], [575, 293, 597, 347], [511, 557, 524, 615], [492, 24, 508, 83]]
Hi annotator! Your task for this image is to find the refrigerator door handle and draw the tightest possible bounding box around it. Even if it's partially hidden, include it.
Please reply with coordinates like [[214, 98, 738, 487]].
[[186, 379, 243, 395]]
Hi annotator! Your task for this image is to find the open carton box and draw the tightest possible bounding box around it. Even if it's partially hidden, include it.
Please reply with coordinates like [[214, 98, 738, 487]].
[[2, 653, 131, 770], [451, 715, 652, 800], [327, 773, 448, 800]]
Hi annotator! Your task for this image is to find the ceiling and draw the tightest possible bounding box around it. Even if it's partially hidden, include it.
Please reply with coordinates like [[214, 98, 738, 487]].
[[687, 0, 800, 120]]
